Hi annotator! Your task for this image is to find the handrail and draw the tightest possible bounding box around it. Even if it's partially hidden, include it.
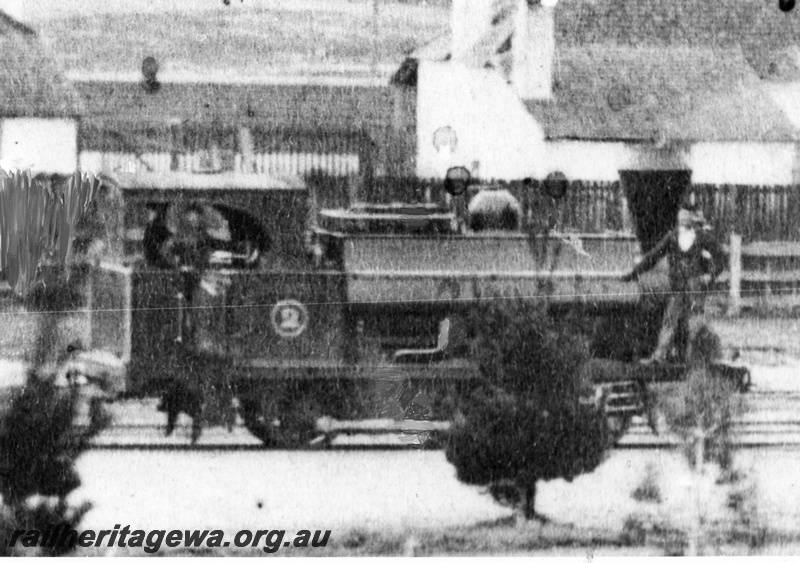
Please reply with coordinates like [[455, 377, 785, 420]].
[[392, 318, 454, 364]]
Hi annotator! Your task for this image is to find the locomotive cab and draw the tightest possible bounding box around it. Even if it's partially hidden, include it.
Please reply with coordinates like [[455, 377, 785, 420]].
[[87, 172, 350, 397]]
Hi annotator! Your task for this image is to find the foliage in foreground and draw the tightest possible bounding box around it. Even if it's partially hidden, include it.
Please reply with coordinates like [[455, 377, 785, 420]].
[[445, 296, 610, 520], [628, 323, 755, 555], [0, 361, 109, 555], [656, 324, 742, 469]]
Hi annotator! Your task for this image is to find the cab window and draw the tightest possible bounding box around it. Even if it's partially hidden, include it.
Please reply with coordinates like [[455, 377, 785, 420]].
[[140, 202, 270, 269]]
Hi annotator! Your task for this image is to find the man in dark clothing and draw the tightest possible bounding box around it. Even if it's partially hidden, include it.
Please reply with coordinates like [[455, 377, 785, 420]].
[[158, 203, 235, 443], [622, 207, 726, 365], [163, 204, 214, 305], [143, 203, 173, 269]]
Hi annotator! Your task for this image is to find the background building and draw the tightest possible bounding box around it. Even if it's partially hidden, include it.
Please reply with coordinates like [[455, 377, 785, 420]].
[[0, 11, 82, 175], [391, 0, 800, 242]]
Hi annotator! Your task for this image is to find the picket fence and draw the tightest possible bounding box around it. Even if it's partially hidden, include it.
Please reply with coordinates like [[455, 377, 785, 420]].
[[79, 150, 360, 179]]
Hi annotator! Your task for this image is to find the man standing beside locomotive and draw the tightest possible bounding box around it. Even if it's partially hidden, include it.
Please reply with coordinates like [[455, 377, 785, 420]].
[[159, 203, 235, 443], [621, 205, 726, 365]]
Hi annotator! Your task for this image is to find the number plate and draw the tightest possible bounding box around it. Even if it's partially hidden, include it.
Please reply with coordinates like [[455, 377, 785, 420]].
[[270, 299, 309, 339]]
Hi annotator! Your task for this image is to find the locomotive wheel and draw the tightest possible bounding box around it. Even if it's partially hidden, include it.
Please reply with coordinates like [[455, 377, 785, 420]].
[[240, 384, 326, 449], [605, 414, 632, 446], [401, 381, 439, 449]]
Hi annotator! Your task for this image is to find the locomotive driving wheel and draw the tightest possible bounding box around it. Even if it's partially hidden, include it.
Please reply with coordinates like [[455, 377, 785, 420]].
[[240, 383, 326, 449]]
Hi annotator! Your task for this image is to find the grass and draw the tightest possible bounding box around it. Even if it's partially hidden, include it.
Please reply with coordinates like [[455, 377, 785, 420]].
[[87, 519, 661, 557], [631, 463, 662, 504], [34, 1, 449, 78], [83, 514, 800, 556]]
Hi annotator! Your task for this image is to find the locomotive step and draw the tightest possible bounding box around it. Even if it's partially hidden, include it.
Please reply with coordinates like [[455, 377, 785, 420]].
[[583, 358, 751, 391], [316, 417, 451, 434]]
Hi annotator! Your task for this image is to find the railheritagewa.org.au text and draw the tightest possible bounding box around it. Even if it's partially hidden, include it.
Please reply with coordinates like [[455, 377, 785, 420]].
[[9, 525, 331, 553]]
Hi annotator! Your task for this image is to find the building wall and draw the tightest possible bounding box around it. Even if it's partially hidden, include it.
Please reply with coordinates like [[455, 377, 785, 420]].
[[688, 142, 795, 185], [545, 141, 633, 182], [416, 61, 799, 186], [416, 60, 548, 180], [0, 118, 78, 174]]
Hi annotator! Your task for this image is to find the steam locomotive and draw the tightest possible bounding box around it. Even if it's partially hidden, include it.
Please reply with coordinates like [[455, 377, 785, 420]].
[[72, 167, 748, 446]]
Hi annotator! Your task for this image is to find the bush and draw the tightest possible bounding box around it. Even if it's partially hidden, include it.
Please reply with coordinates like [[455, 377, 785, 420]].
[[726, 479, 767, 549], [632, 463, 663, 504], [0, 363, 109, 555], [0, 171, 107, 554], [445, 295, 609, 520], [651, 323, 747, 554], [655, 324, 742, 471]]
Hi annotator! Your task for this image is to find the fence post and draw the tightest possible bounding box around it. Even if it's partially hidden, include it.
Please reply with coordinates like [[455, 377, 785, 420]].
[[237, 127, 255, 174], [619, 182, 632, 233], [728, 233, 742, 317]]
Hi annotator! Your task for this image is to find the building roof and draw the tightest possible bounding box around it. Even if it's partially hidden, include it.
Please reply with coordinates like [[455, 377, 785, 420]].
[[554, 0, 800, 81], [0, 12, 83, 118], [75, 80, 393, 152], [75, 80, 392, 130], [526, 45, 800, 143], [404, 1, 800, 143]]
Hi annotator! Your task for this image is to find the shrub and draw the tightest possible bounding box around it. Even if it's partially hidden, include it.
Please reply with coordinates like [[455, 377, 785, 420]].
[[0, 356, 109, 555], [632, 463, 663, 504], [652, 323, 746, 554], [445, 295, 609, 520]]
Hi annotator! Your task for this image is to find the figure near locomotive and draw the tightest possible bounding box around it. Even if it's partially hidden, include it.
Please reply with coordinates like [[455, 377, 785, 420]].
[[63, 167, 750, 446]]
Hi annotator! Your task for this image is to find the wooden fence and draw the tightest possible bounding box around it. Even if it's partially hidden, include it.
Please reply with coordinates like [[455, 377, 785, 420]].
[[76, 153, 800, 244], [692, 184, 800, 242], [80, 150, 361, 178], [549, 181, 800, 242], [404, 179, 800, 243], [79, 124, 367, 180]]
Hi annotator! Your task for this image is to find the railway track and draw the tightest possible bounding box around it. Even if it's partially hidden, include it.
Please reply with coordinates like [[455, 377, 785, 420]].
[[82, 389, 800, 451]]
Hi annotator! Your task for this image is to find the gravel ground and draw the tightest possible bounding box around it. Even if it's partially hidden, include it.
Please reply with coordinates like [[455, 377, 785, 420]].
[[67, 445, 800, 553], [72, 449, 511, 534]]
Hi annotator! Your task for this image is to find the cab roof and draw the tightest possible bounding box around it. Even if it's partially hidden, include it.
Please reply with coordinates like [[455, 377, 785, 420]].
[[110, 172, 306, 192]]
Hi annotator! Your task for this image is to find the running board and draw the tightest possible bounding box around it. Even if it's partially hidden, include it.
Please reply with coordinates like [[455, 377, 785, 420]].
[[316, 417, 451, 434]]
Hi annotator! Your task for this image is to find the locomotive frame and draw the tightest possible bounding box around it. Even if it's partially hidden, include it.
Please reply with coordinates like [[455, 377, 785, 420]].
[[73, 169, 750, 447]]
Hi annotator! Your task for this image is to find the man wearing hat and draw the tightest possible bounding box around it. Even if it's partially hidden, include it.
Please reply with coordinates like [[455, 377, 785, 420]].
[[143, 203, 173, 269], [621, 205, 726, 365]]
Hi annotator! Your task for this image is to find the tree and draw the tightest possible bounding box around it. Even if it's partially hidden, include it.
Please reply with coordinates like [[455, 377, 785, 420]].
[[445, 295, 609, 521], [0, 363, 109, 555], [652, 323, 743, 555], [0, 170, 108, 554]]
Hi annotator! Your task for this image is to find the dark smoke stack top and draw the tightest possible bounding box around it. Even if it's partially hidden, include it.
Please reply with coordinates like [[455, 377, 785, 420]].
[[141, 56, 161, 94]]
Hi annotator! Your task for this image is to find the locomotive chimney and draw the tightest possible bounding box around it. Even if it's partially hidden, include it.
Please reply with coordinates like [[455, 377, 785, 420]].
[[513, 0, 557, 101], [451, 0, 494, 60]]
